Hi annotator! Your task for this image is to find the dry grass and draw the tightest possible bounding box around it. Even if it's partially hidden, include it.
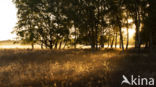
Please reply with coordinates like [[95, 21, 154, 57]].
[[0, 48, 155, 87]]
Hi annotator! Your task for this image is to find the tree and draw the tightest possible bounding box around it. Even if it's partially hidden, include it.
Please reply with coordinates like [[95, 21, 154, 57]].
[[108, 0, 125, 51], [13, 0, 71, 50], [13, 0, 156, 51], [13, 0, 41, 49], [141, 0, 156, 49]]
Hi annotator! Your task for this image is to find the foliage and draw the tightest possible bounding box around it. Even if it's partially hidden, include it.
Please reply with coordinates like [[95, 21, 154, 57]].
[[13, 0, 156, 50]]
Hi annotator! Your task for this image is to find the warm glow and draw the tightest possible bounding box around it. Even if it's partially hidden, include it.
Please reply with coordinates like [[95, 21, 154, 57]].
[[128, 18, 133, 23], [122, 19, 135, 43], [128, 28, 135, 39], [0, 0, 17, 41], [129, 24, 136, 40], [122, 24, 136, 44]]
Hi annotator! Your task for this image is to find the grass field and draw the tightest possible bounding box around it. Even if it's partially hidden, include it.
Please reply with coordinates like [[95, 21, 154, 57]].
[[0, 40, 36, 49], [0, 48, 155, 87]]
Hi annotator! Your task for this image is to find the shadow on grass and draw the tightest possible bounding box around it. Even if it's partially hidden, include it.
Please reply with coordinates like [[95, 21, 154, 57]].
[[0, 49, 119, 66], [0, 48, 156, 87]]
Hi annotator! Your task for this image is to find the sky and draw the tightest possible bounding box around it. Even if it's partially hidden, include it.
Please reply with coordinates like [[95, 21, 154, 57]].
[[0, 0, 17, 41]]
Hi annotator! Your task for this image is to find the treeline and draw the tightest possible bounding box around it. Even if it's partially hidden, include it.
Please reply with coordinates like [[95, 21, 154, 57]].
[[12, 0, 156, 51]]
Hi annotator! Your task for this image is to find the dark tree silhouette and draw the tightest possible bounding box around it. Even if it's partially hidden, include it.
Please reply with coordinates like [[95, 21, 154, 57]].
[[13, 0, 156, 50]]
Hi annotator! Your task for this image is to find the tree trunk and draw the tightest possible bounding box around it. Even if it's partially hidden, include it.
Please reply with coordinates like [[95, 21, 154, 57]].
[[115, 31, 117, 48], [108, 39, 110, 48], [41, 42, 43, 49], [116, 15, 124, 51], [49, 40, 53, 50], [95, 0, 100, 50], [117, 16, 124, 52], [126, 28, 129, 50], [55, 41, 58, 49], [119, 28, 124, 51], [149, 33, 153, 52], [91, 26, 95, 50], [111, 37, 114, 48], [120, 40, 121, 49], [59, 41, 62, 50], [95, 26, 98, 50], [44, 40, 48, 49], [126, 19, 129, 50], [134, 10, 141, 53], [74, 27, 77, 49], [31, 43, 34, 50], [107, 31, 110, 48]]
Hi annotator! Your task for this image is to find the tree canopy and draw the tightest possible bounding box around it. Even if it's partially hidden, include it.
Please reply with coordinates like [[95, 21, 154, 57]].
[[13, 0, 156, 50]]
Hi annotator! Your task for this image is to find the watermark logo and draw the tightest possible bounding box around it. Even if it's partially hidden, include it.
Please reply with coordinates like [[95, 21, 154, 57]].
[[121, 75, 155, 86]]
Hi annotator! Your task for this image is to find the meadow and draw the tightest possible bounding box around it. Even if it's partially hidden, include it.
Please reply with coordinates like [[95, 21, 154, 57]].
[[0, 48, 155, 87], [0, 0, 156, 86]]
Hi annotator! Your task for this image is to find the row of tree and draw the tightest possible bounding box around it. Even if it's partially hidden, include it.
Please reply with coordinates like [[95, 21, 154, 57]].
[[12, 0, 156, 51]]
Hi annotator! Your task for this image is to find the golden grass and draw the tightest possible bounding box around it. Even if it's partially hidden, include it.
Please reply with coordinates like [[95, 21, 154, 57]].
[[0, 48, 155, 87], [0, 49, 120, 87]]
